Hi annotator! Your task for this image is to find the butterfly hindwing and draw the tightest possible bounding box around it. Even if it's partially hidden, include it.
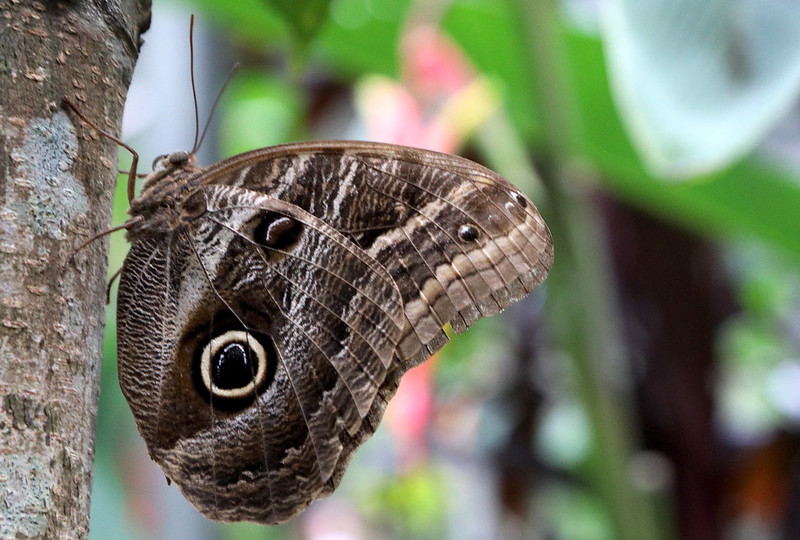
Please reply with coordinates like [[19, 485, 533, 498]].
[[117, 184, 405, 523]]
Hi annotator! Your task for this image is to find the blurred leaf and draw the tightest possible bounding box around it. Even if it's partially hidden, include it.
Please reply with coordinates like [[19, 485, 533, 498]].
[[436, 315, 501, 397], [181, 0, 406, 76], [266, 0, 333, 47], [443, 0, 541, 142], [729, 243, 800, 317], [536, 399, 592, 468], [600, 0, 800, 178], [219, 71, 303, 155], [368, 468, 446, 536], [218, 520, 290, 540], [319, 0, 410, 76], [184, 0, 289, 48], [567, 30, 800, 264], [537, 484, 615, 540], [717, 316, 787, 439]]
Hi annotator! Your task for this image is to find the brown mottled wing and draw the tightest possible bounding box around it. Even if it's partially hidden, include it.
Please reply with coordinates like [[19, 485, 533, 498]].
[[117, 185, 404, 524], [194, 142, 554, 498]]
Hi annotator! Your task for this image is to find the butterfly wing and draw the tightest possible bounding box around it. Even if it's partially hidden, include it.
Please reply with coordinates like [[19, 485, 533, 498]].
[[118, 142, 553, 524], [117, 185, 405, 523]]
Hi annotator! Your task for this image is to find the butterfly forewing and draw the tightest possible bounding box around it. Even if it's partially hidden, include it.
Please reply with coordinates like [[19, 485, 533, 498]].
[[195, 143, 553, 363], [116, 141, 552, 524]]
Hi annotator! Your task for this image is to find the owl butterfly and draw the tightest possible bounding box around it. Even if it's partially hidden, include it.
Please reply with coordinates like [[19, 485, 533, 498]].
[[66, 18, 553, 526]]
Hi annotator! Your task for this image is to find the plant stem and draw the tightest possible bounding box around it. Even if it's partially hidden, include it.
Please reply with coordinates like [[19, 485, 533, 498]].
[[505, 1, 664, 538]]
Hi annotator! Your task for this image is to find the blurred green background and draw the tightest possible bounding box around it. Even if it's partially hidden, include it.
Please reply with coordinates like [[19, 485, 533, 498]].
[[90, 1, 800, 539]]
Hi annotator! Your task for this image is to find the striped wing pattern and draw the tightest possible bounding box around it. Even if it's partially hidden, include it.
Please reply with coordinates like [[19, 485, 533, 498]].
[[117, 142, 553, 524]]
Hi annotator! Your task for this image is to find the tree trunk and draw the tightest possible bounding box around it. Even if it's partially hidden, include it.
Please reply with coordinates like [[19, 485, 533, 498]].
[[0, 1, 150, 537]]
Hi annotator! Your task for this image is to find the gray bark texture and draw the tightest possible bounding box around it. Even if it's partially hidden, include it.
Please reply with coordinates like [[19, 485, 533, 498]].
[[0, 1, 151, 538]]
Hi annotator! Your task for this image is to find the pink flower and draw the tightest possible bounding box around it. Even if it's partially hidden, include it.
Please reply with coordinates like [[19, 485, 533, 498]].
[[385, 358, 436, 467], [355, 24, 499, 155]]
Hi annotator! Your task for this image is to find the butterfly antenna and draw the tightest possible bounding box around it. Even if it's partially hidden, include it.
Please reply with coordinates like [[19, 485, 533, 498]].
[[63, 215, 144, 269], [190, 14, 201, 154], [196, 62, 240, 152]]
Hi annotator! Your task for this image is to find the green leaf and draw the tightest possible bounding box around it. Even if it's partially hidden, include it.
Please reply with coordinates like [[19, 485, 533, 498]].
[[186, 0, 289, 49], [600, 0, 800, 178], [567, 30, 800, 264], [319, 0, 410, 76], [219, 71, 303, 155]]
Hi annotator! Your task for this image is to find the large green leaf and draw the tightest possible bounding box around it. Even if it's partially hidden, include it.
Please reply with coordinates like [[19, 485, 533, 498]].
[[187, 0, 289, 48], [567, 30, 800, 263], [600, 0, 800, 178], [219, 71, 303, 155]]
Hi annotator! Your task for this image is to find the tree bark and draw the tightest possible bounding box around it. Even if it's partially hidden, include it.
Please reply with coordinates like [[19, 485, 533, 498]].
[[0, 1, 150, 538]]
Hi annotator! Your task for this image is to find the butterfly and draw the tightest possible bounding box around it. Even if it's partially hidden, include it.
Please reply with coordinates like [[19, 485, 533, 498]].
[[64, 19, 553, 527]]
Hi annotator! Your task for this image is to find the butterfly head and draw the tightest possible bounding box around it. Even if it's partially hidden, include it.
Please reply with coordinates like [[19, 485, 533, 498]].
[[152, 150, 196, 172], [125, 150, 203, 235]]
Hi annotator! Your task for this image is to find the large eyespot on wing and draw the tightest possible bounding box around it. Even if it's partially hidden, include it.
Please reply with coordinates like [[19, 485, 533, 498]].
[[118, 184, 406, 525], [195, 187, 408, 504]]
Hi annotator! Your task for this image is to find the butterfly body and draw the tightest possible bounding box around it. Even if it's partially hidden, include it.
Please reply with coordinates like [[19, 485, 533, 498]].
[[115, 141, 553, 524]]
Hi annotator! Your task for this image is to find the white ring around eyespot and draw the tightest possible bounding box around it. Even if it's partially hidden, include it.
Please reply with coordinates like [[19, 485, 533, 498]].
[[199, 330, 268, 399]]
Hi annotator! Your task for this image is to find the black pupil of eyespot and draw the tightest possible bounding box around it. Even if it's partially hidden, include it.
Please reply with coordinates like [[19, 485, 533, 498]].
[[459, 224, 479, 242], [212, 342, 255, 390], [514, 193, 527, 208]]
